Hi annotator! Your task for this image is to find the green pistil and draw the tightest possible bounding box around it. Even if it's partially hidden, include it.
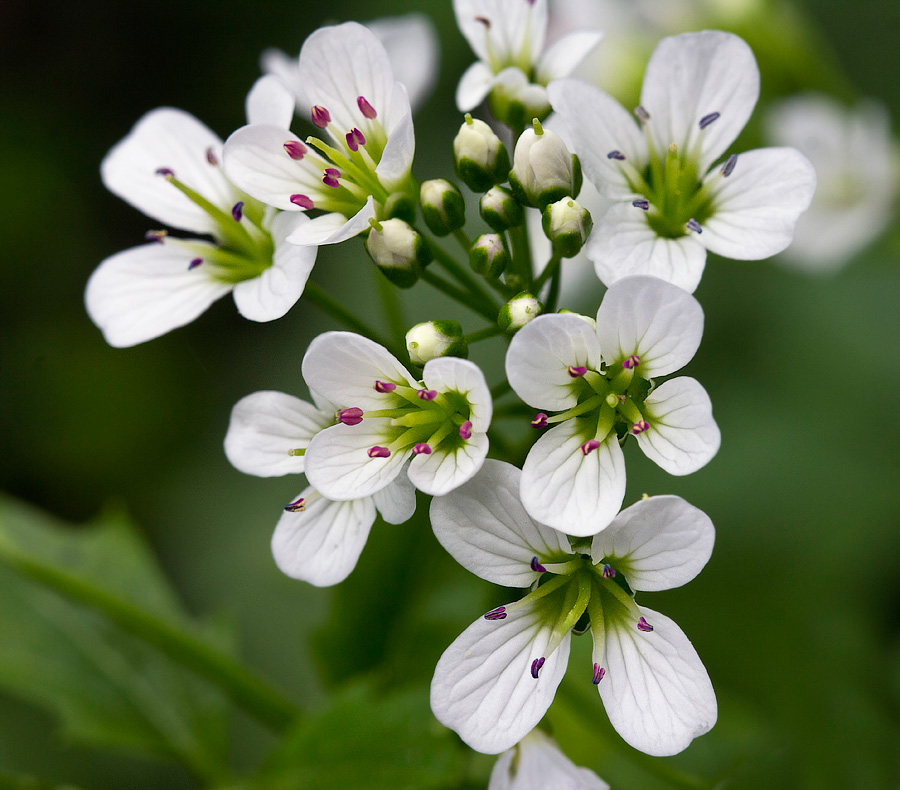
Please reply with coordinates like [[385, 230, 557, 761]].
[[390, 410, 446, 428]]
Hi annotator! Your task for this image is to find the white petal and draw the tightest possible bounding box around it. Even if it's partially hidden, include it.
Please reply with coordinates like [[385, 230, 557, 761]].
[[304, 421, 407, 501], [375, 84, 416, 190], [430, 459, 573, 588], [506, 314, 603, 411], [431, 603, 570, 755], [700, 147, 817, 260], [489, 731, 610, 790], [85, 242, 232, 348], [367, 13, 440, 112], [454, 0, 547, 65], [586, 202, 707, 293], [101, 108, 235, 235], [408, 432, 489, 496], [641, 31, 759, 172], [301, 330, 417, 411], [260, 47, 308, 112], [590, 495, 714, 592], [232, 212, 317, 322], [286, 196, 376, 246], [423, 357, 493, 432], [245, 75, 296, 128], [598, 606, 716, 756], [457, 61, 497, 112], [521, 421, 625, 537], [594, 276, 703, 377], [637, 377, 720, 475], [536, 30, 603, 83], [271, 486, 376, 587], [371, 473, 417, 525], [223, 390, 331, 478], [548, 79, 647, 200]]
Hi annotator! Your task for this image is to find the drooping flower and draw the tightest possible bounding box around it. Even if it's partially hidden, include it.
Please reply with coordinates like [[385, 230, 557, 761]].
[[453, 0, 602, 121], [489, 730, 609, 790], [549, 31, 817, 292], [224, 390, 415, 586], [765, 93, 897, 272], [86, 104, 318, 347], [223, 22, 417, 248], [506, 275, 719, 534], [430, 459, 717, 756], [301, 332, 492, 500]]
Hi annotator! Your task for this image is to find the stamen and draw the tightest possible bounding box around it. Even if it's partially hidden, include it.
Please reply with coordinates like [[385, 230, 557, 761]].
[[567, 365, 587, 378], [686, 218, 703, 234], [417, 389, 437, 401], [357, 96, 377, 119], [699, 112, 721, 130], [145, 230, 167, 243], [632, 420, 650, 435], [623, 355, 640, 369], [346, 128, 366, 151], [530, 557, 547, 573], [607, 150, 626, 160], [284, 497, 306, 513], [459, 421, 473, 440], [284, 140, 307, 160], [602, 564, 615, 579], [484, 606, 507, 621], [312, 105, 331, 128], [530, 657, 546, 679], [290, 194, 314, 210], [721, 153, 738, 177], [322, 168, 341, 188], [474, 15, 491, 27], [368, 446, 391, 458], [338, 407, 364, 426], [206, 147, 218, 166], [188, 257, 203, 270], [632, 199, 650, 210], [374, 380, 397, 393], [412, 443, 432, 455], [581, 439, 602, 455], [231, 201, 244, 222], [634, 106, 650, 124], [155, 167, 174, 178], [288, 448, 306, 457], [637, 617, 654, 632], [531, 413, 548, 429], [592, 663, 605, 684]]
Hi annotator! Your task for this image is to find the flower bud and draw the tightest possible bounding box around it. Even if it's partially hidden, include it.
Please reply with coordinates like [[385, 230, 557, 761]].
[[420, 179, 466, 237], [542, 197, 593, 257], [479, 186, 524, 232], [509, 120, 582, 210], [365, 219, 432, 288], [406, 320, 468, 365], [383, 191, 417, 224], [498, 291, 543, 334], [453, 115, 511, 193], [488, 69, 552, 129], [469, 233, 509, 278]]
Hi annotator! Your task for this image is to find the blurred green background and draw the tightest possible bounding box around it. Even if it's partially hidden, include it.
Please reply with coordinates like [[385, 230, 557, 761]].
[[1, 0, 899, 788]]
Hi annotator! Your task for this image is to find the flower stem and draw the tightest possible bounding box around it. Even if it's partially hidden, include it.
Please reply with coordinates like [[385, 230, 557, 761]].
[[424, 236, 501, 315], [452, 228, 473, 252], [464, 325, 502, 344], [376, 270, 407, 350], [420, 269, 497, 321], [304, 282, 393, 348], [507, 223, 534, 292], [532, 251, 562, 294]]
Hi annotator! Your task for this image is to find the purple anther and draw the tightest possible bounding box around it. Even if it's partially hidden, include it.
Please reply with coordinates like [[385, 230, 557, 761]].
[[284, 140, 307, 160], [637, 617, 654, 632], [581, 439, 602, 455], [144, 230, 167, 243], [530, 557, 547, 573], [721, 153, 738, 177], [459, 421, 473, 440], [634, 105, 650, 123], [324, 167, 340, 178], [284, 497, 306, 513], [368, 446, 391, 458], [188, 257, 203, 270], [567, 365, 587, 378], [312, 105, 331, 128], [592, 664, 606, 684], [602, 564, 616, 579], [374, 380, 397, 393], [357, 96, 378, 119], [607, 150, 626, 161], [623, 354, 641, 369], [632, 420, 650, 435], [322, 168, 341, 188], [632, 199, 650, 210], [206, 147, 219, 166], [699, 111, 721, 130], [530, 657, 546, 679], [231, 201, 244, 222], [155, 167, 174, 177], [290, 194, 314, 210], [339, 407, 364, 426], [531, 413, 549, 429], [413, 443, 432, 455], [346, 128, 366, 151], [484, 606, 507, 621], [686, 218, 703, 234], [474, 15, 491, 28], [417, 389, 438, 401]]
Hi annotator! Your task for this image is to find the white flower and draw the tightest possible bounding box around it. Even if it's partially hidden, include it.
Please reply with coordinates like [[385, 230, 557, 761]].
[[223, 22, 417, 247], [430, 460, 717, 756], [301, 332, 492, 499], [454, 0, 602, 116], [506, 276, 719, 535], [765, 93, 898, 272], [489, 730, 609, 790], [549, 31, 817, 293], [224, 390, 415, 586], [85, 105, 318, 347]]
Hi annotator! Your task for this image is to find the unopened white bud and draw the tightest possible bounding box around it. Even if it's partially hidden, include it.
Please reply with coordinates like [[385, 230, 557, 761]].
[[498, 291, 543, 334], [365, 219, 432, 288], [406, 320, 467, 365], [542, 197, 593, 257], [453, 115, 511, 193], [509, 121, 582, 209]]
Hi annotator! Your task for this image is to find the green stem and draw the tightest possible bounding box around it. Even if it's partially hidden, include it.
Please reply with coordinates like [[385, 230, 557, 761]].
[[508, 223, 534, 292], [425, 236, 501, 314], [546, 258, 562, 313], [464, 325, 502, 344], [376, 270, 407, 351], [532, 251, 562, 294], [304, 282, 393, 348], [421, 269, 497, 322], [452, 228, 473, 252]]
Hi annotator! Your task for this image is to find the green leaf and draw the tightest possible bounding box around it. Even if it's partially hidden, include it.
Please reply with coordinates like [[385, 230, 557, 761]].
[[0, 769, 84, 790], [0, 497, 230, 781]]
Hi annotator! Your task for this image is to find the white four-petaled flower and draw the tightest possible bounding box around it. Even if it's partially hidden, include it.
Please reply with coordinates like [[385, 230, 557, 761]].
[[430, 459, 717, 757], [489, 730, 609, 790]]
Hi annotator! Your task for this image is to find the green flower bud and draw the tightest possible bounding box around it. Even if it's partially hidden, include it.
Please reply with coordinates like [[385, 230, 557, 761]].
[[453, 114, 511, 193], [541, 197, 593, 257], [469, 233, 509, 278], [508, 120, 582, 210], [365, 218, 432, 289], [479, 186, 524, 232], [498, 291, 543, 334], [488, 70, 552, 129], [406, 320, 468, 366], [383, 191, 417, 224], [420, 179, 466, 237]]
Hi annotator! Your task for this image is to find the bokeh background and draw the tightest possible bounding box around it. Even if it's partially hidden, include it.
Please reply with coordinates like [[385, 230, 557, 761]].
[[2, 0, 899, 788]]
